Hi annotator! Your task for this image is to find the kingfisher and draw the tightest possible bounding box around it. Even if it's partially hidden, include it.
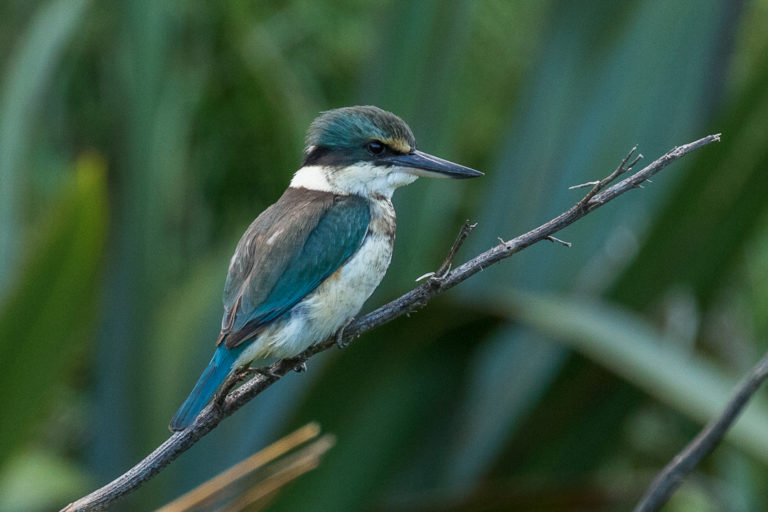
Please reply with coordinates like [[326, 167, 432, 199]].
[[170, 105, 482, 431]]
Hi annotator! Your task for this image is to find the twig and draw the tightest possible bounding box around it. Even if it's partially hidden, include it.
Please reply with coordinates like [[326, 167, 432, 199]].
[[633, 349, 768, 512], [545, 235, 572, 247], [415, 221, 477, 282], [435, 220, 477, 278], [61, 134, 720, 512], [568, 180, 600, 189]]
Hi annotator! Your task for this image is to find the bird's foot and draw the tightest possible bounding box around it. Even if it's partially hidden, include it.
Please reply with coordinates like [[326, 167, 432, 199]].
[[215, 367, 250, 404], [234, 365, 253, 380], [336, 317, 355, 349], [293, 361, 307, 373]]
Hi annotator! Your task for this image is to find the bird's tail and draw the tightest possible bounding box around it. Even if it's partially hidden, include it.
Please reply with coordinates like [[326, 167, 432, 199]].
[[169, 346, 239, 431]]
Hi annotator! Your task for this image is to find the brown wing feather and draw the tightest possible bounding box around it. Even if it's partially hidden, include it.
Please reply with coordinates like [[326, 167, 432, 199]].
[[216, 187, 336, 346]]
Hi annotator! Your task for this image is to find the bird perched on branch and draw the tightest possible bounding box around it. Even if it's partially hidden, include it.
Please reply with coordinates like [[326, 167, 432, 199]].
[[170, 105, 482, 431]]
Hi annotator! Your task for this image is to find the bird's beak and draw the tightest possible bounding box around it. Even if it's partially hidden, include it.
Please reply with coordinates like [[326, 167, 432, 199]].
[[379, 150, 483, 179]]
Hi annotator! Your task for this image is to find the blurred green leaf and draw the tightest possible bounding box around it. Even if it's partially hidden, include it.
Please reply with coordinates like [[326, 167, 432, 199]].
[[500, 290, 768, 463], [0, 0, 89, 296], [440, 326, 566, 493], [0, 153, 108, 468], [0, 448, 89, 512]]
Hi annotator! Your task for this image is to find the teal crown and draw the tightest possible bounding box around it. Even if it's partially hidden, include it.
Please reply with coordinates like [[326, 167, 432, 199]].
[[305, 106, 416, 152]]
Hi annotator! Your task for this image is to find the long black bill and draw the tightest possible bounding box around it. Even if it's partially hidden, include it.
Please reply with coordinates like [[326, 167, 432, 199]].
[[378, 150, 483, 179]]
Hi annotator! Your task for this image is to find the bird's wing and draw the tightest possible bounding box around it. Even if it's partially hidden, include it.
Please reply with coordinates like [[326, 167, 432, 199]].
[[218, 187, 371, 349]]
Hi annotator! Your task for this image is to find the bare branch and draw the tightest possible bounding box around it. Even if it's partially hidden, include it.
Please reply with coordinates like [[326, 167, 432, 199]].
[[587, 135, 719, 208], [61, 134, 720, 512], [633, 350, 768, 512]]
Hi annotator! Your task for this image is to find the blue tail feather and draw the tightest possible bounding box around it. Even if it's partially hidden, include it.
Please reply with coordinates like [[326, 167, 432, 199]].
[[170, 346, 240, 431]]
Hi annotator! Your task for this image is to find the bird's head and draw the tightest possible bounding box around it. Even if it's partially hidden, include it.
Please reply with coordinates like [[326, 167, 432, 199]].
[[291, 106, 482, 198]]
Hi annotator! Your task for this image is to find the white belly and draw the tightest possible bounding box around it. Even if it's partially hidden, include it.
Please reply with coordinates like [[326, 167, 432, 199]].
[[237, 198, 395, 362]]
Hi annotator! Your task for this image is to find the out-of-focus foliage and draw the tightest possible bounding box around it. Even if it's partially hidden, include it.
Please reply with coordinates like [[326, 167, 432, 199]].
[[0, 154, 107, 468], [2, 0, 768, 511]]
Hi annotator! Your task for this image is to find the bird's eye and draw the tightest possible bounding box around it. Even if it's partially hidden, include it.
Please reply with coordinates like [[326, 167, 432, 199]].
[[366, 141, 385, 155]]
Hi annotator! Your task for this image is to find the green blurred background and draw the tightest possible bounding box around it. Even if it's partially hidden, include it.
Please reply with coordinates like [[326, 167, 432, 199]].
[[2, 0, 768, 510]]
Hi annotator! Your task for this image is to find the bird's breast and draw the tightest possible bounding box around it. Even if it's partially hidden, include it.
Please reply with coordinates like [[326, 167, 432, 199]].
[[301, 196, 396, 330]]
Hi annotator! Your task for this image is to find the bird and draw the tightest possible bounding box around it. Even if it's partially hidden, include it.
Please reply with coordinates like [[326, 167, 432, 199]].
[[170, 105, 482, 431]]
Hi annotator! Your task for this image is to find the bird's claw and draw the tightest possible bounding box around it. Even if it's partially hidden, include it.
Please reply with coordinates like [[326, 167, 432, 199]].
[[336, 318, 354, 349], [293, 362, 307, 373], [336, 332, 350, 349]]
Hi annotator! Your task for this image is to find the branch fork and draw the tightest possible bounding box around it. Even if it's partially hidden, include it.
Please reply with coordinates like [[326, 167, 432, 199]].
[[574, 145, 643, 208]]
